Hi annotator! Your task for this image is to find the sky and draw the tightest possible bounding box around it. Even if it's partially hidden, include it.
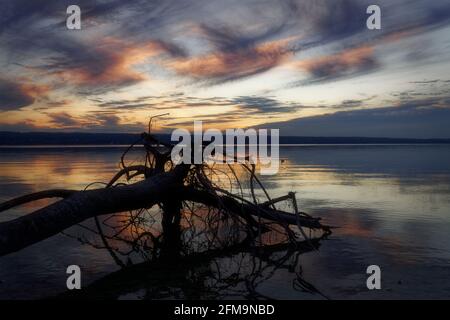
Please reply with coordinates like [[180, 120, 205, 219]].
[[0, 0, 450, 138]]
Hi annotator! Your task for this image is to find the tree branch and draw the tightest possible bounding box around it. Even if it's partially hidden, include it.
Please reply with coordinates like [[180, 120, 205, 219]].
[[0, 189, 76, 213]]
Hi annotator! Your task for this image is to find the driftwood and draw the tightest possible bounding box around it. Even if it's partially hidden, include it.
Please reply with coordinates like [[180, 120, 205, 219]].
[[0, 166, 187, 256], [0, 130, 331, 263]]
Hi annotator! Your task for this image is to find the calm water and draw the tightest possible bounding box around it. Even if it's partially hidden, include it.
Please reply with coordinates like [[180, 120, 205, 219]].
[[1, 145, 450, 299]]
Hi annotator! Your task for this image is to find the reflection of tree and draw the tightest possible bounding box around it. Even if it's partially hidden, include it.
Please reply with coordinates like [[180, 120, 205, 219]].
[[60, 238, 328, 300], [0, 125, 331, 298]]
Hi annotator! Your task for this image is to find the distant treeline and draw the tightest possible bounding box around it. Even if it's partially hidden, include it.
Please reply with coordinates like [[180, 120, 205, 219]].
[[1, 131, 450, 145]]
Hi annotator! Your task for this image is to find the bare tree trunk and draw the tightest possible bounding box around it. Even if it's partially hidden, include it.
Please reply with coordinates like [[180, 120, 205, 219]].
[[160, 199, 183, 261], [0, 166, 188, 257]]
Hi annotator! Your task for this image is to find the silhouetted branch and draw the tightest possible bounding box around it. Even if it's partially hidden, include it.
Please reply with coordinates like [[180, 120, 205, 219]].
[[0, 189, 76, 213]]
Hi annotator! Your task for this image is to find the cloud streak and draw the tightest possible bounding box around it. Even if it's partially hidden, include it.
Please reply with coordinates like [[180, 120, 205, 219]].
[[167, 29, 296, 84], [293, 45, 378, 84], [259, 96, 450, 138], [0, 79, 49, 111], [39, 37, 185, 93]]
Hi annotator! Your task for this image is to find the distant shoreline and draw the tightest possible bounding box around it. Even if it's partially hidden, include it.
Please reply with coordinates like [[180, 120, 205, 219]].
[[1, 132, 450, 146]]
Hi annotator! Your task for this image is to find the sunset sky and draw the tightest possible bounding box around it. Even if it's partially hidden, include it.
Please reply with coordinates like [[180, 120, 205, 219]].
[[1, 0, 450, 137]]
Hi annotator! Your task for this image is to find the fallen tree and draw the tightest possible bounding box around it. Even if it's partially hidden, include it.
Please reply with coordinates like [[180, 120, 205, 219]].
[[0, 129, 331, 264], [0, 166, 187, 256]]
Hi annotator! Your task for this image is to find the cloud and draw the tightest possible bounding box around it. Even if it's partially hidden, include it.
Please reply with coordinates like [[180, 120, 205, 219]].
[[293, 46, 378, 84], [197, 22, 288, 53], [1, 0, 298, 90], [0, 0, 187, 94], [32, 99, 72, 111], [2, 0, 450, 91], [40, 37, 184, 93], [167, 34, 295, 84], [308, 0, 369, 45], [2, 0, 450, 134], [96, 93, 302, 117], [4, 93, 303, 132], [0, 120, 41, 131], [0, 79, 48, 111], [231, 96, 299, 114], [298, 0, 450, 49], [46, 112, 82, 128], [258, 97, 450, 138], [410, 79, 450, 85], [85, 111, 146, 132], [40, 110, 144, 132]]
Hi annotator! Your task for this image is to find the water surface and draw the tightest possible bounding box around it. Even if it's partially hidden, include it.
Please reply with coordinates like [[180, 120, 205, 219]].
[[1, 145, 450, 299]]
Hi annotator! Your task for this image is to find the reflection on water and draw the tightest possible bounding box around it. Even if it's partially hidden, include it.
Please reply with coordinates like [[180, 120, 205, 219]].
[[1, 145, 450, 299]]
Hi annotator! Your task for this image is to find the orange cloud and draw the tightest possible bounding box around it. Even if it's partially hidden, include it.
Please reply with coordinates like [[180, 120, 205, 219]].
[[285, 45, 379, 85], [296, 46, 375, 77], [52, 37, 176, 88], [21, 82, 50, 98], [167, 38, 293, 82]]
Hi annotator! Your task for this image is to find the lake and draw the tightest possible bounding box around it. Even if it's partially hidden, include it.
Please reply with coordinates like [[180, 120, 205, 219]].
[[1, 145, 450, 299]]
